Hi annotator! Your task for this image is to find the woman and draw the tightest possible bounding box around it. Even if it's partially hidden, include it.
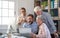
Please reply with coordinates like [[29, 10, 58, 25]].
[[31, 15, 51, 38], [17, 7, 26, 27]]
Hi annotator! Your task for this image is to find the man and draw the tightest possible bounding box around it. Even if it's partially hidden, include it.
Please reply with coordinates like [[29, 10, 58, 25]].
[[23, 14, 38, 34], [34, 6, 58, 38]]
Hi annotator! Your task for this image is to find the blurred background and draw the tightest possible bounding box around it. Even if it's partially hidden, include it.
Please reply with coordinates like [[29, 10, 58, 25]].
[[0, 0, 60, 38]]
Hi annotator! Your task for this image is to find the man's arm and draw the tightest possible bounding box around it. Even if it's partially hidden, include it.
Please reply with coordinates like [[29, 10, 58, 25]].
[[46, 13, 56, 33]]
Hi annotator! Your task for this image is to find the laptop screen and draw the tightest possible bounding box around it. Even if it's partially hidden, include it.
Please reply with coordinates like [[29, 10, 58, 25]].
[[19, 28, 31, 34]]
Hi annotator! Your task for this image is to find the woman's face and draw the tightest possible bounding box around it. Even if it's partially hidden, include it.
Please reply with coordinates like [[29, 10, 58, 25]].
[[36, 18, 42, 26], [20, 9, 26, 16]]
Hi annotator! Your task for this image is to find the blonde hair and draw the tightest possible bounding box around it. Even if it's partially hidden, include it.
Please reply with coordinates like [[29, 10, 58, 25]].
[[34, 6, 42, 12]]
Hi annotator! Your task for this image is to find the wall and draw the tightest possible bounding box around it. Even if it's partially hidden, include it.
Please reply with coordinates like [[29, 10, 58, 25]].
[[12, 0, 34, 31], [18, 0, 34, 15]]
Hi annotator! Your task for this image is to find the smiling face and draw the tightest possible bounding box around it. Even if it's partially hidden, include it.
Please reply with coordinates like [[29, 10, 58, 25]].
[[36, 18, 42, 26], [34, 6, 42, 16], [36, 16, 43, 26], [19, 8, 26, 16], [26, 16, 33, 24], [35, 10, 42, 16]]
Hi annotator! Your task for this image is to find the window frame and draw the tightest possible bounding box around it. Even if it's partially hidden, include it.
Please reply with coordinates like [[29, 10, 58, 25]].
[[0, 0, 16, 25]]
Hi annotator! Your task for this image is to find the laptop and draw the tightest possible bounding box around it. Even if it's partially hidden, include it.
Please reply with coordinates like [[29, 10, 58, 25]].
[[19, 28, 31, 37]]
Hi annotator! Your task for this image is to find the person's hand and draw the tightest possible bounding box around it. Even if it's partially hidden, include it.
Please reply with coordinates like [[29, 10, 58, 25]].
[[54, 32, 59, 38], [30, 32, 36, 38], [17, 18, 23, 25]]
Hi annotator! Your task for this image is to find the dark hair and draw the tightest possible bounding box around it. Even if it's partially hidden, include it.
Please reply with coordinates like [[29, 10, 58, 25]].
[[27, 14, 34, 18], [35, 1, 41, 7], [20, 7, 26, 12]]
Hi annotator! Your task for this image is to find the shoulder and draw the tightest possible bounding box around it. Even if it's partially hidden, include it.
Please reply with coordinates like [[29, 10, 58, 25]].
[[22, 22, 28, 27], [42, 23, 48, 28], [32, 22, 38, 27], [33, 22, 37, 25], [42, 12, 52, 20], [43, 23, 46, 25], [43, 12, 51, 16], [33, 22, 37, 24], [23, 22, 27, 26]]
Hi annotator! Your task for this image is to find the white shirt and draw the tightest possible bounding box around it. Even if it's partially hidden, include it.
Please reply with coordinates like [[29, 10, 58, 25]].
[[36, 23, 51, 38]]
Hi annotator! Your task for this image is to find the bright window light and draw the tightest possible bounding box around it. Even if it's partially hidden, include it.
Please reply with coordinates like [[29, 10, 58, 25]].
[[9, 2, 14, 9], [2, 1, 8, 8], [0, 9, 1, 16], [9, 9, 14, 16], [0, 1, 1, 8], [2, 9, 8, 16], [0, 17, 1, 24], [9, 17, 15, 25], [2, 17, 9, 25], [0, 0, 15, 25]]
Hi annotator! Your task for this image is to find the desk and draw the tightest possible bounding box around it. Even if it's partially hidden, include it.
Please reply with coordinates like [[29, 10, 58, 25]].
[[6, 34, 27, 38], [5, 36, 27, 38]]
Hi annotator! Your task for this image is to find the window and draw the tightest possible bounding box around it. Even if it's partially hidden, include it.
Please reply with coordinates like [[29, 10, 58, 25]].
[[0, 17, 1, 24], [0, 1, 1, 8], [0, 9, 1, 16], [0, 0, 15, 25], [2, 1, 8, 8], [2, 9, 8, 16]]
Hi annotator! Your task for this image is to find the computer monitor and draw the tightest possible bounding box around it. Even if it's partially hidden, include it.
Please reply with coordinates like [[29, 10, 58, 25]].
[[0, 25, 10, 34]]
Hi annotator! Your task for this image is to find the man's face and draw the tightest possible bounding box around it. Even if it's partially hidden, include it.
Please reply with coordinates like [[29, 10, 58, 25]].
[[35, 11, 42, 16], [36, 18, 42, 26], [26, 16, 33, 24]]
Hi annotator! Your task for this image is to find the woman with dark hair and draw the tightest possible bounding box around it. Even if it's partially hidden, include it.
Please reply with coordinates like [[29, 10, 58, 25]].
[[17, 7, 27, 33], [17, 7, 26, 25]]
